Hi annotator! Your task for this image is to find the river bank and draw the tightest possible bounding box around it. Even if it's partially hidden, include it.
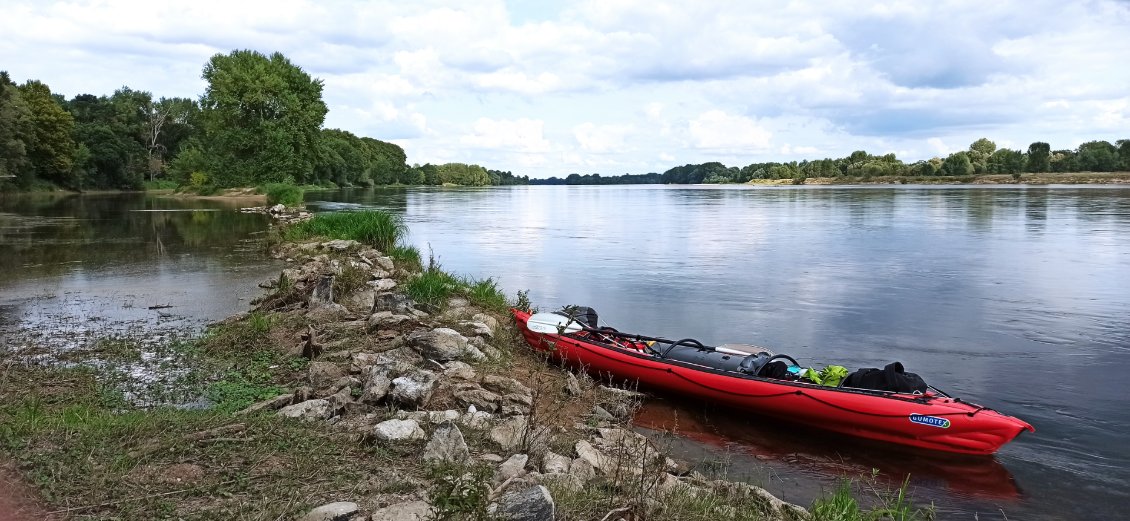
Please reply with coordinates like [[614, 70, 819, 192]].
[[747, 171, 1130, 185], [1, 208, 935, 520]]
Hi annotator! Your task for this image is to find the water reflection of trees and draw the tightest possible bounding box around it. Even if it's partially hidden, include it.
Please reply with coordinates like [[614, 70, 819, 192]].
[[0, 193, 271, 280]]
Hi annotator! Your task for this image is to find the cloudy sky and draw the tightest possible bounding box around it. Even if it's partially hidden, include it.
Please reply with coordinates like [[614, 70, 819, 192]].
[[1, 0, 1128, 178]]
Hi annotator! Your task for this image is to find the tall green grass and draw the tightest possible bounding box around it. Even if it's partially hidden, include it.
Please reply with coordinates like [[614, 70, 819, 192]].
[[810, 477, 934, 521], [404, 252, 510, 312], [389, 244, 422, 271], [463, 277, 508, 312], [285, 210, 407, 253], [406, 268, 461, 309]]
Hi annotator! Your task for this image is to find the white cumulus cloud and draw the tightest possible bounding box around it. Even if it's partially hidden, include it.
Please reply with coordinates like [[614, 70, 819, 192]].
[[689, 111, 772, 151]]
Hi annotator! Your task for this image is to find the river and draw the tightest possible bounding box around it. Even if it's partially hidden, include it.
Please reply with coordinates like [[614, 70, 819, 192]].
[[2, 185, 1128, 520]]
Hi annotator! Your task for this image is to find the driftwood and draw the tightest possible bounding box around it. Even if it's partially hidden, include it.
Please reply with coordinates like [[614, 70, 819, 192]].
[[147, 304, 172, 310]]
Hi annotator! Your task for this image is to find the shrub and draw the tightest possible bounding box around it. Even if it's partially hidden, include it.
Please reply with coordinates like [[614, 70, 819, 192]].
[[189, 171, 210, 188], [261, 183, 304, 206]]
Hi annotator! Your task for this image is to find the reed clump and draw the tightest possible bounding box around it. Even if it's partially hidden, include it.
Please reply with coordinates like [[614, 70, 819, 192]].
[[284, 210, 407, 253]]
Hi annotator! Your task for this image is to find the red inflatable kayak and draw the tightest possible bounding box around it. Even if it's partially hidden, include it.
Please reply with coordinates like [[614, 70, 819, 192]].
[[513, 308, 1033, 455]]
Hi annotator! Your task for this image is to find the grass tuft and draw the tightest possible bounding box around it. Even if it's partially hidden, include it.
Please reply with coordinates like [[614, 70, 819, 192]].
[[406, 268, 461, 309], [284, 210, 407, 253], [389, 244, 422, 272], [462, 276, 508, 313]]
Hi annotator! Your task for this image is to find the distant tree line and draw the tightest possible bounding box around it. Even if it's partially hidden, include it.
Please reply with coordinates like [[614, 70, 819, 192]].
[[528, 138, 1130, 185], [4, 53, 1127, 192], [1, 51, 526, 192]]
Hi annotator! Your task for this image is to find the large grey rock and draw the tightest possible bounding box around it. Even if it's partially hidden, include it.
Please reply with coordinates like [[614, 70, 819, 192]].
[[498, 453, 529, 481], [326, 386, 355, 411], [461, 321, 494, 338], [541, 451, 571, 475], [407, 328, 483, 362], [459, 410, 494, 430], [495, 485, 555, 521], [373, 292, 411, 313], [370, 500, 431, 521], [454, 387, 501, 412], [398, 409, 460, 424], [443, 361, 477, 380], [297, 501, 358, 521], [564, 372, 583, 396], [589, 406, 616, 422], [482, 375, 533, 399], [368, 311, 413, 328], [390, 369, 438, 407], [574, 440, 611, 475], [568, 457, 596, 482], [307, 361, 345, 389], [344, 289, 376, 313], [373, 418, 426, 441], [490, 415, 528, 452], [277, 399, 333, 421], [423, 421, 469, 464], [593, 427, 670, 472], [322, 239, 360, 252], [373, 255, 395, 272], [471, 313, 499, 333], [368, 278, 397, 292], [360, 372, 393, 404], [351, 352, 383, 373], [503, 393, 533, 407]]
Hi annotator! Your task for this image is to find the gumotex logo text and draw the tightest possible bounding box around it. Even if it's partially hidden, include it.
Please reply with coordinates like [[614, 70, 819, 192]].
[[909, 413, 951, 429]]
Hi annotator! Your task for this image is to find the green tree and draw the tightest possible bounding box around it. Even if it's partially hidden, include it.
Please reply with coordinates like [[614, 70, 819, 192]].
[[1118, 139, 1130, 170], [968, 138, 996, 174], [1075, 140, 1119, 172], [1026, 142, 1050, 173], [940, 151, 974, 176], [198, 50, 328, 186], [66, 88, 149, 189], [18, 80, 77, 188], [0, 71, 35, 187], [911, 160, 938, 176], [1049, 150, 1076, 173], [987, 148, 1025, 174], [144, 97, 198, 181]]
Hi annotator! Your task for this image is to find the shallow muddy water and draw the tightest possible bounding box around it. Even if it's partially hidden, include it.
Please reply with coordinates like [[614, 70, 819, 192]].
[[0, 192, 281, 355]]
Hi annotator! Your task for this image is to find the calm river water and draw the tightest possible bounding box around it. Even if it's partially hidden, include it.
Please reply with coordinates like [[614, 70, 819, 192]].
[[2, 185, 1128, 520]]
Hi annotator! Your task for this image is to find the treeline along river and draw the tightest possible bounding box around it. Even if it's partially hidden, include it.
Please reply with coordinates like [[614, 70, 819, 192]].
[[2, 185, 1129, 519]]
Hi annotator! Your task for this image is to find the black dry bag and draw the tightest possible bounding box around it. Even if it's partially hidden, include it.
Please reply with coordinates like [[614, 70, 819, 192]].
[[842, 362, 927, 393]]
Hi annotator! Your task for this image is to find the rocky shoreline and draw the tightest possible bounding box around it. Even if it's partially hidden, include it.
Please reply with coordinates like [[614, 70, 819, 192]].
[[240, 217, 809, 520]]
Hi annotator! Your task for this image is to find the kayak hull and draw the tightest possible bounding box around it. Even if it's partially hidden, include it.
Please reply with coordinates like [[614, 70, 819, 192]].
[[512, 310, 1033, 455]]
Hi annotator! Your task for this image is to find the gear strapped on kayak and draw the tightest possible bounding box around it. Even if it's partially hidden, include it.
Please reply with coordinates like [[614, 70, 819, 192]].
[[547, 306, 921, 392]]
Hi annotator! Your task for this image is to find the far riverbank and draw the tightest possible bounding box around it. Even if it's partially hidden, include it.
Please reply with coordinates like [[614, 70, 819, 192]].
[[746, 171, 1130, 185]]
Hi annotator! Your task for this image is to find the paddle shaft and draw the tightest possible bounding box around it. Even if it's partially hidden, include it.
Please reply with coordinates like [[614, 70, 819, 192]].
[[533, 315, 751, 357]]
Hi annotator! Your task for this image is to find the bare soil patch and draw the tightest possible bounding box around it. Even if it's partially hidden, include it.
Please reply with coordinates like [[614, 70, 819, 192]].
[[0, 463, 54, 521]]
